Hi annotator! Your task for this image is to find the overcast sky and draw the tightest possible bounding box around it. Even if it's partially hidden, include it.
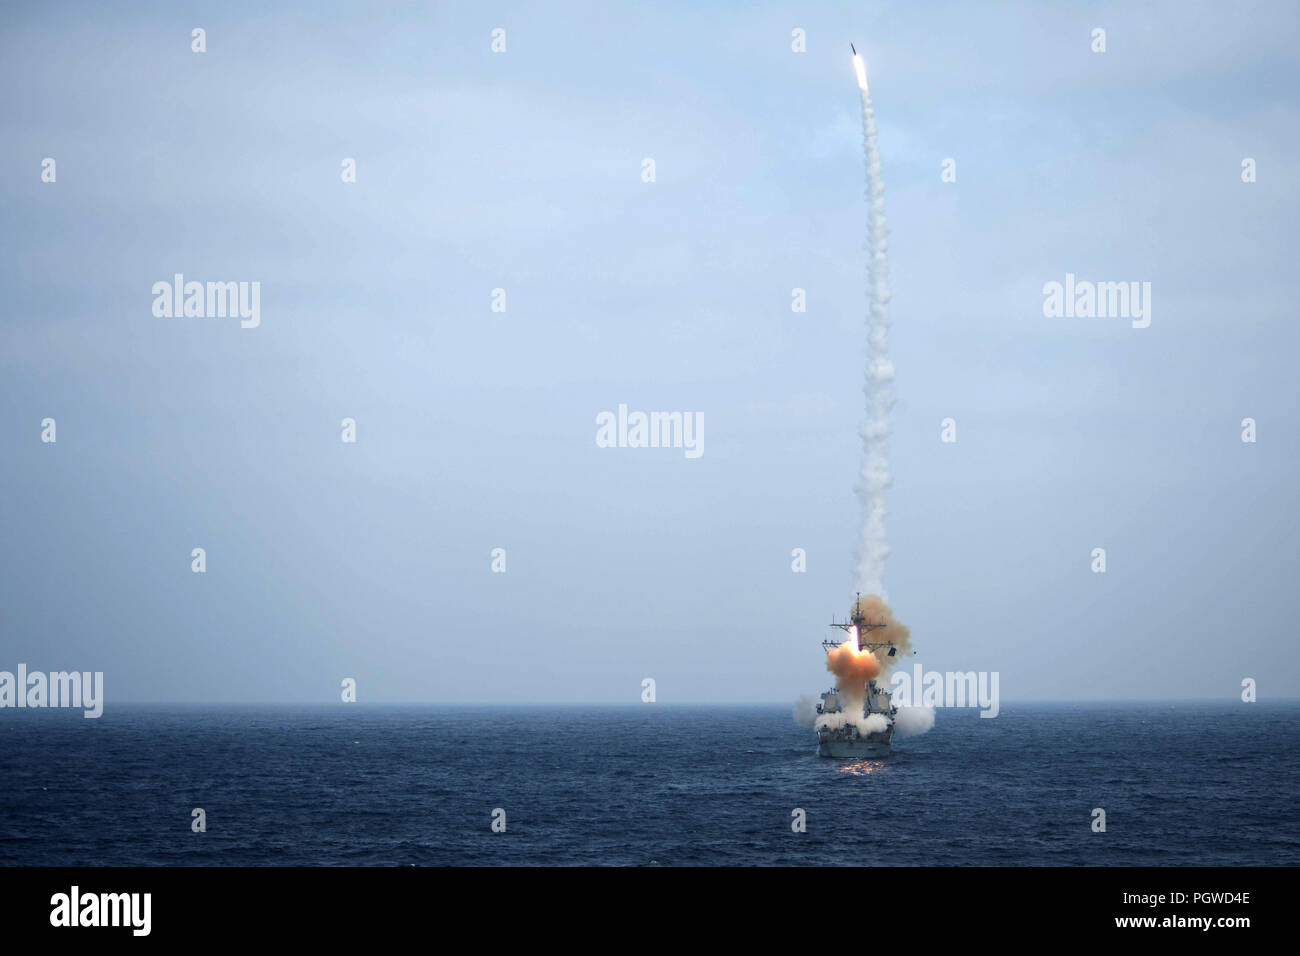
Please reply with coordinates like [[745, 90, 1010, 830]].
[[1, 0, 1297, 704]]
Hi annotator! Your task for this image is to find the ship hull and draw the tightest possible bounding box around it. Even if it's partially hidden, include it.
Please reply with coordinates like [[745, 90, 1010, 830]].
[[816, 732, 892, 758]]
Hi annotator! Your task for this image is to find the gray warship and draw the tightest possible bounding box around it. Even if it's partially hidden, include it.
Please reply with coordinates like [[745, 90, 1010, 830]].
[[815, 596, 902, 758]]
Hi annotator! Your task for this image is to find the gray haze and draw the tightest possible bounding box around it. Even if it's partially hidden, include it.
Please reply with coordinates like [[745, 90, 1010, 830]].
[[1, 1, 1297, 703]]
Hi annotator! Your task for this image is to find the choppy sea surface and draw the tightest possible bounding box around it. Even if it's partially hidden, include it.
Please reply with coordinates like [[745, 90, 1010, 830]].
[[2, 703, 1297, 865]]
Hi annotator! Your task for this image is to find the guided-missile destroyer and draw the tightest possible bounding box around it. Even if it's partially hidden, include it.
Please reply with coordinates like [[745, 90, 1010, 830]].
[[815, 595, 901, 758]]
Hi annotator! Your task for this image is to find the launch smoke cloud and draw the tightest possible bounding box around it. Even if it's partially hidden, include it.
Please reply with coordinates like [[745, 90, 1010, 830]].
[[824, 638, 882, 708], [893, 704, 935, 736], [850, 594, 912, 669], [816, 710, 888, 736], [793, 694, 819, 728]]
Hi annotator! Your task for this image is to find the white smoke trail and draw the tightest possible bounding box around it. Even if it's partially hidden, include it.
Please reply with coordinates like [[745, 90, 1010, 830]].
[[854, 67, 895, 601]]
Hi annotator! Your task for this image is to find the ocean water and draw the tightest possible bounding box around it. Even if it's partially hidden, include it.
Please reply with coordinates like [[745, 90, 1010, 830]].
[[1, 703, 1297, 866]]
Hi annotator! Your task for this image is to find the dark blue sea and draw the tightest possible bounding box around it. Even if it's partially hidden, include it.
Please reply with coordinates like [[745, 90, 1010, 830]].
[[2, 703, 1297, 866]]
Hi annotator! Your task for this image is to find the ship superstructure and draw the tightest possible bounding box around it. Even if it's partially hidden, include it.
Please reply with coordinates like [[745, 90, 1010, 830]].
[[815, 595, 902, 758]]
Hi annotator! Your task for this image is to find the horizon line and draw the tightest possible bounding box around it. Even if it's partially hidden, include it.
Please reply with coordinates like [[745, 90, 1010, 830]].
[[34, 697, 1295, 707]]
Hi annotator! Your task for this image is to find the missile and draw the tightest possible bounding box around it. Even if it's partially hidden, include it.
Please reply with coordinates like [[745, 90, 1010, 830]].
[[850, 43, 856, 55]]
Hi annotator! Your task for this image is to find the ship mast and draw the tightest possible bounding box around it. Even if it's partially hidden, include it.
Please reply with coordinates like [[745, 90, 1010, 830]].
[[822, 592, 898, 658]]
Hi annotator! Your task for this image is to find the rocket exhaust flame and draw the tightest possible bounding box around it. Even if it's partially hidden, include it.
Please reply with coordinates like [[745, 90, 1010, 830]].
[[852, 54, 868, 91], [825, 638, 881, 702], [850, 594, 912, 669]]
